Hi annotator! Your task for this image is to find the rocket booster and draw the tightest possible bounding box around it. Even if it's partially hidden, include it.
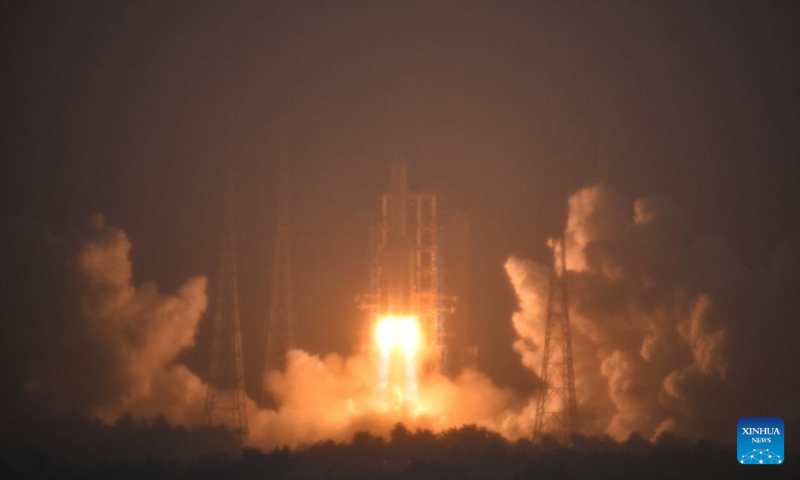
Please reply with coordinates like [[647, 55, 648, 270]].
[[382, 162, 416, 314]]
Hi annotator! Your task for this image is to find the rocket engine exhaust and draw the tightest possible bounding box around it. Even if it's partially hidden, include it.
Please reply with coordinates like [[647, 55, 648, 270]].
[[375, 315, 421, 407]]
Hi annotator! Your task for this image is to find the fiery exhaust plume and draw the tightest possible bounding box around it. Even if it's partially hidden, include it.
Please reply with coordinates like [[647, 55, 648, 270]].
[[375, 316, 421, 356], [375, 315, 422, 409]]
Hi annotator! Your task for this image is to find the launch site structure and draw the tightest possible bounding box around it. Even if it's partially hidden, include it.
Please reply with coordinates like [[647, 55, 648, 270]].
[[204, 174, 249, 442], [534, 233, 579, 438], [265, 138, 294, 374], [366, 163, 448, 374]]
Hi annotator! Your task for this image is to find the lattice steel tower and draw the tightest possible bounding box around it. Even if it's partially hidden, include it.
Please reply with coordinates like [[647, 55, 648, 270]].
[[265, 138, 294, 373], [534, 233, 578, 438], [204, 173, 248, 442]]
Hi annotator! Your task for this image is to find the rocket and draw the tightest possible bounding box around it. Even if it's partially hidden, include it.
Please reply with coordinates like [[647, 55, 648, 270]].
[[381, 162, 416, 315]]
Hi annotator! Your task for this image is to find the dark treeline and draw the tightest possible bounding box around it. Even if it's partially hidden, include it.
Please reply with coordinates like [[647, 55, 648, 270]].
[[1, 418, 796, 479], [0, 415, 240, 474]]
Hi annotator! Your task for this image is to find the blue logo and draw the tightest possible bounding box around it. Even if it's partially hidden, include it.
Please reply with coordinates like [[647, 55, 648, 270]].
[[738, 417, 784, 465]]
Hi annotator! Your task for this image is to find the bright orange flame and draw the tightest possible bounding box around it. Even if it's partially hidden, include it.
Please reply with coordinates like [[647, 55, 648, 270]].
[[375, 316, 421, 355]]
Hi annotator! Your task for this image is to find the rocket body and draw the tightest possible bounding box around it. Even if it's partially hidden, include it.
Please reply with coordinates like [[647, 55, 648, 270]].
[[382, 163, 415, 315]]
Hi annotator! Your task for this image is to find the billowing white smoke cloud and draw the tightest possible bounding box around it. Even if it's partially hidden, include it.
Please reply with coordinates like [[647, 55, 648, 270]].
[[506, 184, 800, 440], [72, 214, 208, 424], [246, 350, 529, 449], [565, 185, 630, 272], [12, 214, 536, 447], [504, 258, 549, 374], [16, 196, 798, 446]]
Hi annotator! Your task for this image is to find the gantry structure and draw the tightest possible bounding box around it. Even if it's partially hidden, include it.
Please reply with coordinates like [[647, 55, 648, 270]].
[[204, 172, 248, 443], [534, 233, 578, 438]]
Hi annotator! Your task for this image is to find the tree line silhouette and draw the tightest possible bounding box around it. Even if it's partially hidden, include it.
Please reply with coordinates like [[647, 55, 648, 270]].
[[1, 416, 796, 478]]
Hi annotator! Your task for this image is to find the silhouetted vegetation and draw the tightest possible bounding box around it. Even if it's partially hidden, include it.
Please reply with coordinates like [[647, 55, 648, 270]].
[[1, 417, 796, 478]]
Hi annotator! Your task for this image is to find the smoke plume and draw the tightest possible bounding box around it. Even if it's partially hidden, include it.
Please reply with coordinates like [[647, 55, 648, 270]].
[[505, 184, 800, 440], [77, 215, 208, 424], [245, 349, 532, 449], [6, 187, 799, 447], [2, 214, 208, 424]]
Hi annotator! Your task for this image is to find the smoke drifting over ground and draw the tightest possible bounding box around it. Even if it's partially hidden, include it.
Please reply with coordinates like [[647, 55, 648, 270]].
[[506, 184, 800, 441], [248, 350, 526, 449], [3, 214, 530, 448], [1, 215, 208, 424], [2, 214, 521, 448], [5, 185, 799, 448]]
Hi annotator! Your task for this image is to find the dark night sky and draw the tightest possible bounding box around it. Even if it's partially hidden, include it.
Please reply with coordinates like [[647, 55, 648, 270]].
[[4, 1, 800, 397]]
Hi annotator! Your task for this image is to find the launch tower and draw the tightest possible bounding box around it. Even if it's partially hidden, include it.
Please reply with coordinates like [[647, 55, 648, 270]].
[[265, 138, 294, 374], [204, 174, 249, 442], [534, 233, 578, 438]]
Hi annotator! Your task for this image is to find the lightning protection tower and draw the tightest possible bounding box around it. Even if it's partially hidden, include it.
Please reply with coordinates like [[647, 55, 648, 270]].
[[265, 134, 294, 374], [204, 172, 248, 443], [534, 233, 578, 438]]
